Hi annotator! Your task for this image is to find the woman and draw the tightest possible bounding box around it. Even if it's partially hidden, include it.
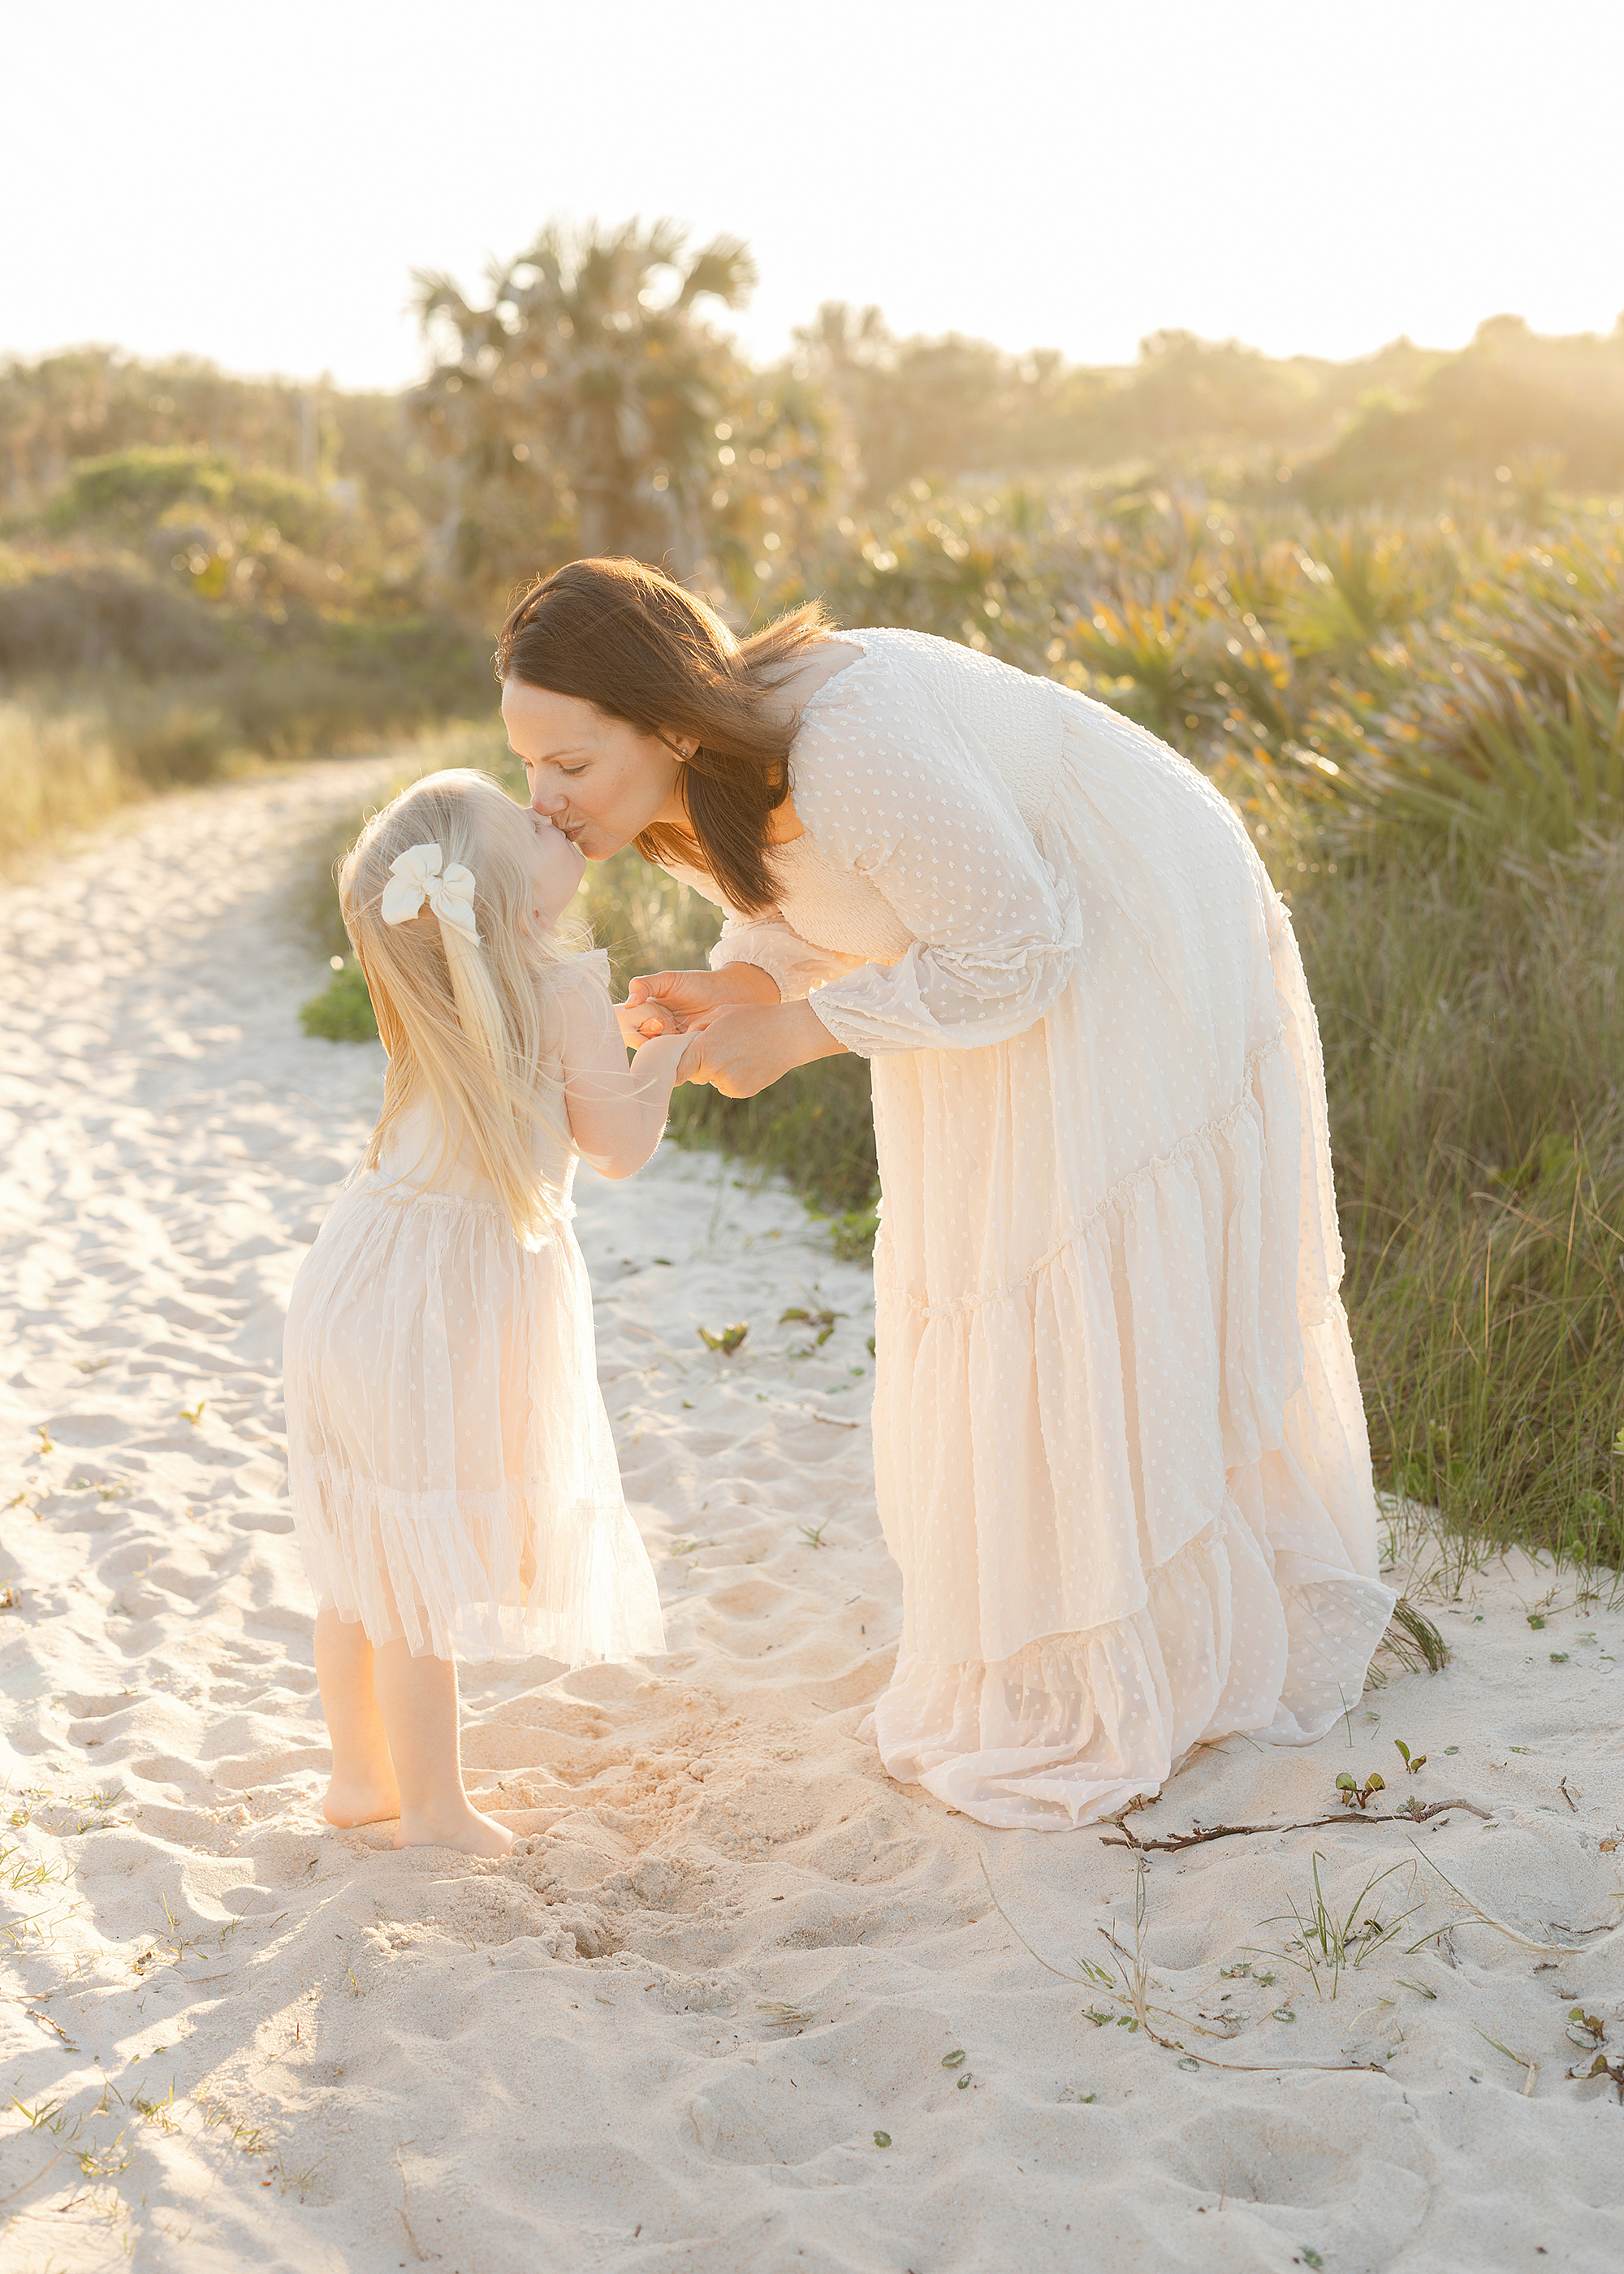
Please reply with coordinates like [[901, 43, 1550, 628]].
[[499, 557, 1393, 1831]]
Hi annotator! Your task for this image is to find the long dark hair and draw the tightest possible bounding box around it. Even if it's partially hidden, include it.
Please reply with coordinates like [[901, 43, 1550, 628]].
[[495, 557, 831, 914]]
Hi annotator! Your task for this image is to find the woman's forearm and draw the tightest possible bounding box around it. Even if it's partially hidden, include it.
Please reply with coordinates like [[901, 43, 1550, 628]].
[[675, 997, 849, 1098], [787, 998, 849, 1066], [713, 961, 781, 1004]]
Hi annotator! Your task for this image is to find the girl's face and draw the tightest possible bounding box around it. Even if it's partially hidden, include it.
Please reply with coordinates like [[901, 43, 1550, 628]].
[[501, 678, 689, 859], [516, 804, 587, 929]]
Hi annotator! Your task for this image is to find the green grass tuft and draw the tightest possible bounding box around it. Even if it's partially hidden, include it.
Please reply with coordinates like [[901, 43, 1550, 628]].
[[300, 961, 378, 1041]]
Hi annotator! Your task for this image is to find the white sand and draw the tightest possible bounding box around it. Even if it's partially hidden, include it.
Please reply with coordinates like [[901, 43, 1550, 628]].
[[2, 763, 1622, 2272]]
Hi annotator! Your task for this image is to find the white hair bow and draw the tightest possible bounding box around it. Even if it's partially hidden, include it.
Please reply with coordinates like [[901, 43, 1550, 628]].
[[379, 842, 480, 940]]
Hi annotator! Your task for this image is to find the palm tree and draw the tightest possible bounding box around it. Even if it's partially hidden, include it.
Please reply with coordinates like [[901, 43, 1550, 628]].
[[413, 218, 829, 601]]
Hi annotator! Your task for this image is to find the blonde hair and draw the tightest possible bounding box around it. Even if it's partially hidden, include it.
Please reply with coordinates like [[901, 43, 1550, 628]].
[[339, 770, 580, 1238]]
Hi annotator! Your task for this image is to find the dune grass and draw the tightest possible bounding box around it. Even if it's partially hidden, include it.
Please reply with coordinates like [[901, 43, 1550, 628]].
[[1298, 826, 1624, 1575], [0, 698, 136, 852], [0, 628, 494, 863]]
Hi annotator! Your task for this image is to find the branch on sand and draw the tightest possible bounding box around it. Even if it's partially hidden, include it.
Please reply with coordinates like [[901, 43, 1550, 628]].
[[1099, 1799, 1493, 1852]]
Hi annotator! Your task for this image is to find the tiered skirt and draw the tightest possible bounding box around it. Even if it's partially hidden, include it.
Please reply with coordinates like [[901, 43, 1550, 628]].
[[283, 1183, 663, 1666], [862, 688, 1393, 1827]]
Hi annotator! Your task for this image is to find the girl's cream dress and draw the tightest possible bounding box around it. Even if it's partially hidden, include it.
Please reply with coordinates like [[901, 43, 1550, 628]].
[[283, 952, 663, 1666], [667, 629, 1393, 1830]]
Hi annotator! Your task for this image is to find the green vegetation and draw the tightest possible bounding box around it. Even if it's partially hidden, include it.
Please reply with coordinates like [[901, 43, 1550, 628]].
[[0, 359, 483, 858], [1307, 828, 1624, 1575], [299, 960, 377, 1042], [9, 219, 1623, 1571]]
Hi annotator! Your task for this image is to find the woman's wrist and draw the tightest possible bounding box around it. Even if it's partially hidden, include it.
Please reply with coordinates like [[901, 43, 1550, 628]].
[[784, 997, 848, 1066], [716, 960, 782, 1005]]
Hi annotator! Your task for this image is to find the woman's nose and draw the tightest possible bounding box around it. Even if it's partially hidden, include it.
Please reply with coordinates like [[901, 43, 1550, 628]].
[[530, 789, 567, 817]]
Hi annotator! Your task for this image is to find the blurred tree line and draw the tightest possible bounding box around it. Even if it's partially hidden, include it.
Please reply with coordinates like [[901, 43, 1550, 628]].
[[2, 213, 1621, 797]]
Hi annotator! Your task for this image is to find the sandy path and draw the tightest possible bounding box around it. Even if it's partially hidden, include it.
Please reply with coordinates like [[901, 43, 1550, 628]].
[[2, 765, 1622, 2272]]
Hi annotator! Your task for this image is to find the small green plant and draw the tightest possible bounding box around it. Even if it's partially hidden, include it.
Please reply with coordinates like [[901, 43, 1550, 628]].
[[300, 959, 378, 1042], [1260, 1853, 1420, 1999], [1566, 2006, 1605, 2050], [1393, 1740, 1427, 1775], [1335, 1768, 1387, 1809], [132, 2085, 179, 2133], [10, 2092, 75, 2135], [1574, 2051, 1624, 2102], [194, 2093, 266, 2155], [76, 2133, 132, 2178], [1383, 1598, 1450, 1674], [178, 1400, 205, 1426], [697, 1323, 748, 1355], [798, 1521, 828, 1549]]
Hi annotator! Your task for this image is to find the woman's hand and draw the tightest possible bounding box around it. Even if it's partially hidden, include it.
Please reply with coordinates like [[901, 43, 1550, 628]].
[[614, 962, 779, 1044], [675, 1000, 848, 1098]]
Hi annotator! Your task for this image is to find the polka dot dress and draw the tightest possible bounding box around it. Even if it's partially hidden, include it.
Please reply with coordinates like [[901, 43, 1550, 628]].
[[669, 629, 1393, 1830]]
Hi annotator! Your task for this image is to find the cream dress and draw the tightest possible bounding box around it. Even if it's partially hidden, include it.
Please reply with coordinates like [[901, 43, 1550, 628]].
[[283, 952, 665, 1667], [670, 629, 1393, 1831]]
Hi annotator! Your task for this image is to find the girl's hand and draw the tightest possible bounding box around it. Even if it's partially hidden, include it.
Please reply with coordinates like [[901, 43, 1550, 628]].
[[676, 1001, 847, 1099], [614, 996, 680, 1044], [618, 962, 780, 1042]]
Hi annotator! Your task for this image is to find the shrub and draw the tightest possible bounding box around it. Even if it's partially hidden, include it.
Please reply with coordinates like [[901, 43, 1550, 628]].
[[300, 960, 378, 1041], [0, 563, 227, 674]]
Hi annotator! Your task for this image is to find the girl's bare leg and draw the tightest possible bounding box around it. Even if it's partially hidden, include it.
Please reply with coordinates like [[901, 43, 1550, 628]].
[[370, 1638, 512, 1856], [314, 1602, 402, 1827]]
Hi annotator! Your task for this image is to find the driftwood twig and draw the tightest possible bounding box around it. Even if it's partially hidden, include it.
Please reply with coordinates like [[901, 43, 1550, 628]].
[[1099, 1799, 1492, 1853]]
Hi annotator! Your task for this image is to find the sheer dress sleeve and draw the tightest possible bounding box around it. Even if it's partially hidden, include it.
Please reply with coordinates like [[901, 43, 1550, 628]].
[[707, 914, 868, 1002], [780, 668, 1084, 1057]]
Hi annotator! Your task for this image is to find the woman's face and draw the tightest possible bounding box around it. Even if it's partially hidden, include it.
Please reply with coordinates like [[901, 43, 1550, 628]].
[[502, 678, 688, 860]]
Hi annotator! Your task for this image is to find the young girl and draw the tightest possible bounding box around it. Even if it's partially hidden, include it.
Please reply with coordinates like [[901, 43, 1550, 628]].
[[283, 767, 693, 1857]]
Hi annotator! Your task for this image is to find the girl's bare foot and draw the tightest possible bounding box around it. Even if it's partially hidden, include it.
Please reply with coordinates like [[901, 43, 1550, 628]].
[[322, 1770, 402, 1828], [395, 1801, 512, 1857]]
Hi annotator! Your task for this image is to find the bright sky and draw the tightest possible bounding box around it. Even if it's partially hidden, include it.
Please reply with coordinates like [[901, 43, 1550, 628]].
[[7, 0, 1622, 390]]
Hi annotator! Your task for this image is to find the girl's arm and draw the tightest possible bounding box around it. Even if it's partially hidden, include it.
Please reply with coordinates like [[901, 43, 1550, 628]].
[[617, 921, 866, 1043], [555, 971, 693, 1180]]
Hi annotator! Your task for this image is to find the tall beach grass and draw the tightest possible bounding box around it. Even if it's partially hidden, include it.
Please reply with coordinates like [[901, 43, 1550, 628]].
[[0, 698, 136, 853], [1300, 828, 1624, 1576]]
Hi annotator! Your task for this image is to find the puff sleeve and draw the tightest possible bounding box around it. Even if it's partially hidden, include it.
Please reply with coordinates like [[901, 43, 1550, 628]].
[[788, 682, 1083, 1056], [707, 914, 868, 1002]]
